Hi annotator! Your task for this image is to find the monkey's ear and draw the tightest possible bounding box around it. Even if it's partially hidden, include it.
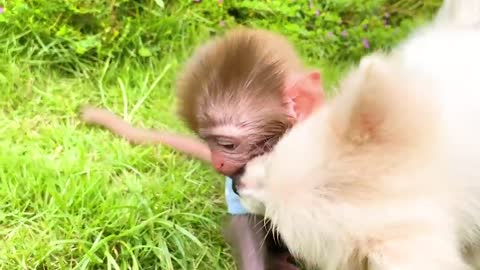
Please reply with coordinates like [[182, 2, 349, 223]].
[[284, 71, 324, 122]]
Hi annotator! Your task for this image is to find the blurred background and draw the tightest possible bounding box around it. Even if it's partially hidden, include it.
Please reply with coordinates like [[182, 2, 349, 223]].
[[0, 0, 441, 269]]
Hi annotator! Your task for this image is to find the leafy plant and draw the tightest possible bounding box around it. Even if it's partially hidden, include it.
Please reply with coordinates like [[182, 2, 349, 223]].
[[0, 0, 442, 72]]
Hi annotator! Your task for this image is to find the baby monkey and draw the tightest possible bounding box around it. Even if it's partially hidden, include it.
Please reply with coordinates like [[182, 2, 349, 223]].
[[81, 27, 324, 270]]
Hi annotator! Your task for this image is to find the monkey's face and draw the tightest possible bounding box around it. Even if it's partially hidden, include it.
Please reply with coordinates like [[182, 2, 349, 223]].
[[202, 133, 253, 176], [198, 112, 289, 176]]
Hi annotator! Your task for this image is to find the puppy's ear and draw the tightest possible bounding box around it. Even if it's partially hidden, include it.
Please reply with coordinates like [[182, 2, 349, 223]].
[[331, 54, 428, 146]]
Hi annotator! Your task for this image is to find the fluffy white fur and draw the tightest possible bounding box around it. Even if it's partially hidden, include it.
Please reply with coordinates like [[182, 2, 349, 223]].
[[434, 0, 480, 29], [237, 1, 480, 269]]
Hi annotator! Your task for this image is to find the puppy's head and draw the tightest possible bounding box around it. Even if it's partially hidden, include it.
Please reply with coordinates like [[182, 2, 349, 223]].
[[238, 53, 436, 207], [236, 53, 439, 268], [237, 153, 270, 215]]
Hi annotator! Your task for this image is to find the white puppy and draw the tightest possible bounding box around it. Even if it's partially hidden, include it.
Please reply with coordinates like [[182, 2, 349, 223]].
[[237, 1, 480, 269]]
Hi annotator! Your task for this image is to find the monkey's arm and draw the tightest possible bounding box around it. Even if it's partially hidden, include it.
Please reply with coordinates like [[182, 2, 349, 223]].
[[223, 215, 267, 270], [223, 215, 299, 270], [79, 106, 211, 163]]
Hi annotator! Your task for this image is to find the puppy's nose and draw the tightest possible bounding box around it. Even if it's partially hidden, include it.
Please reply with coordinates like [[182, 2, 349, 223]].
[[231, 167, 245, 195], [232, 180, 239, 195]]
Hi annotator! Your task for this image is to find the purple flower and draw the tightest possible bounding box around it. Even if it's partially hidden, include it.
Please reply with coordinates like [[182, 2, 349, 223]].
[[0, 7, 4, 14], [314, 9, 320, 16], [384, 12, 390, 26], [327, 31, 334, 38], [341, 30, 348, 37], [218, 0, 223, 3], [219, 20, 225, 27], [193, 0, 201, 2], [362, 38, 370, 49]]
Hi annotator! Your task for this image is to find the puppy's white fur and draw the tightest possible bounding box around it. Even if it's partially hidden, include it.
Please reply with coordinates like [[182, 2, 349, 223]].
[[238, 3, 480, 269], [434, 0, 480, 29]]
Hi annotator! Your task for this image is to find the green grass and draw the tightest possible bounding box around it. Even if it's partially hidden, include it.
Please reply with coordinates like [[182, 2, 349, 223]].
[[0, 0, 439, 267], [0, 33, 348, 269]]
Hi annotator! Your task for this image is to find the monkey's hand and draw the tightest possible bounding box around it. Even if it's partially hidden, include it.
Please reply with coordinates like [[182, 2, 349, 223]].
[[79, 105, 110, 124], [78, 105, 212, 162], [79, 105, 147, 144]]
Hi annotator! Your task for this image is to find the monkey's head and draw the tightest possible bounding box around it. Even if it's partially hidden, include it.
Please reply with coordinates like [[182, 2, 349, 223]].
[[176, 27, 324, 176]]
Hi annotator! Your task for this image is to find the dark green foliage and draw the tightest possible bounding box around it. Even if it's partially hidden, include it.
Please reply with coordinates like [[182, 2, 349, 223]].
[[227, 0, 441, 64], [1, 0, 442, 72]]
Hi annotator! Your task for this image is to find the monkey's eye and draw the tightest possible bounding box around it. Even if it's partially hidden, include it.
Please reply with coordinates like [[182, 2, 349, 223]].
[[217, 139, 237, 151], [219, 142, 237, 150]]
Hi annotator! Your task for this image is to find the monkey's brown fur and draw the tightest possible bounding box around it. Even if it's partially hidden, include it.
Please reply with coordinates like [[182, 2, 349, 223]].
[[177, 27, 301, 139]]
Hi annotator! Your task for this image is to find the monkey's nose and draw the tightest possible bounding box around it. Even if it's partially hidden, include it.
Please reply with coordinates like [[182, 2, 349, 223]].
[[214, 161, 224, 170]]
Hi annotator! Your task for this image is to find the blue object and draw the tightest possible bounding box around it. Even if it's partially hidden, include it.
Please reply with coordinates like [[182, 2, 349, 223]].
[[225, 177, 249, 215]]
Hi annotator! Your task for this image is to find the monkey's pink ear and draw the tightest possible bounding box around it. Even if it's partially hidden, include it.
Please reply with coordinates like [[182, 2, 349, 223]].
[[284, 71, 325, 122]]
